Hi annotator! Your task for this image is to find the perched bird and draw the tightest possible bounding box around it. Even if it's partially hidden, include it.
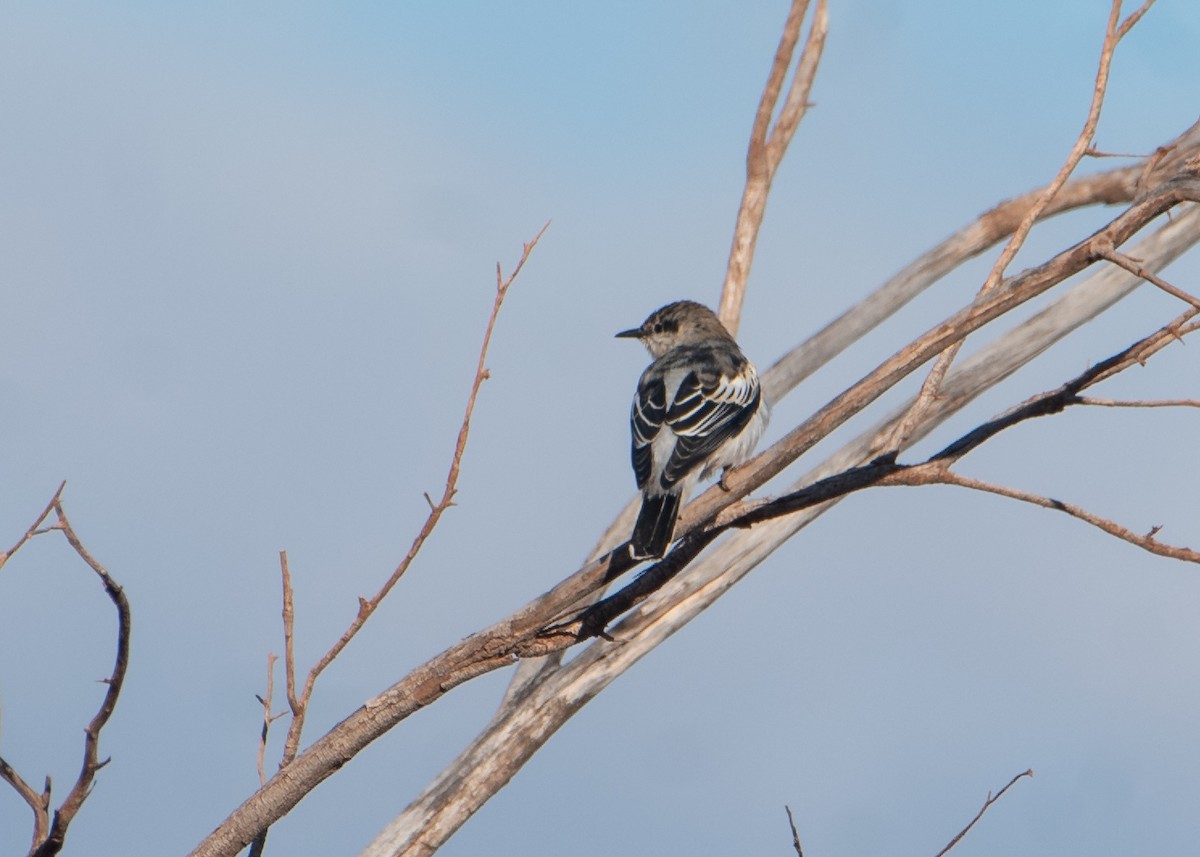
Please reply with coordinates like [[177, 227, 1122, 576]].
[[617, 300, 767, 559]]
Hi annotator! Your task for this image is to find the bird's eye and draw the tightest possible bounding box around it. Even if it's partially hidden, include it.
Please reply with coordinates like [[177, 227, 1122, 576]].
[[653, 322, 664, 333]]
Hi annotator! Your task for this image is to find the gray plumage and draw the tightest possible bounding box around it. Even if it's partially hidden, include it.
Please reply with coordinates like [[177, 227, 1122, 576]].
[[616, 300, 767, 559]]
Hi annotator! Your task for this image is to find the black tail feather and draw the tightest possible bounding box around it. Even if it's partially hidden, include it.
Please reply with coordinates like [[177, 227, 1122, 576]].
[[631, 491, 681, 559]]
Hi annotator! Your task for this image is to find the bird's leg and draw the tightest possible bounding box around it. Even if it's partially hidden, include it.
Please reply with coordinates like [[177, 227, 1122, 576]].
[[718, 466, 735, 491]]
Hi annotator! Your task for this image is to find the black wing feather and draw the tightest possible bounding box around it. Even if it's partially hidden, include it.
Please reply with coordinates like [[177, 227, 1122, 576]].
[[661, 366, 759, 488], [630, 375, 667, 489]]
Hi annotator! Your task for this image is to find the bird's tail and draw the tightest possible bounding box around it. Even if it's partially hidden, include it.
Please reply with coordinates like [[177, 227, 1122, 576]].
[[631, 490, 681, 560]]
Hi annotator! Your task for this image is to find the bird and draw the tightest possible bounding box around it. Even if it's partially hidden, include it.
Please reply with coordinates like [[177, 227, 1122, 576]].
[[616, 300, 768, 560]]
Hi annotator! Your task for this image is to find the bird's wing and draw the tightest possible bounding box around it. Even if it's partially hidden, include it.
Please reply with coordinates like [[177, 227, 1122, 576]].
[[661, 362, 760, 488], [630, 374, 667, 490]]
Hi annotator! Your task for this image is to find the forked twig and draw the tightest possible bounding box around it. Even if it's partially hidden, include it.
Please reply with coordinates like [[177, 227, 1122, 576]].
[[718, 0, 828, 335], [0, 481, 66, 573], [0, 488, 132, 857], [33, 500, 132, 857]]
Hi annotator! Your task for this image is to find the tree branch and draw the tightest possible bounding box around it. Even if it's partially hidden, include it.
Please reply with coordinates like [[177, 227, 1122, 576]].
[[29, 498, 131, 857], [718, 0, 827, 335], [933, 770, 1033, 857], [1097, 246, 1200, 308], [0, 480, 65, 574], [784, 805, 804, 857], [0, 758, 50, 854], [1076, 396, 1200, 408]]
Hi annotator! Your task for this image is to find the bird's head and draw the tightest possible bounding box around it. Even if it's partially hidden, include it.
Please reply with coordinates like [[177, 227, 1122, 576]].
[[615, 300, 731, 359]]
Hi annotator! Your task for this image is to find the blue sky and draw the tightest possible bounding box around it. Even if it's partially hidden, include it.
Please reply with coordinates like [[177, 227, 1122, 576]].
[[1, 2, 1198, 855]]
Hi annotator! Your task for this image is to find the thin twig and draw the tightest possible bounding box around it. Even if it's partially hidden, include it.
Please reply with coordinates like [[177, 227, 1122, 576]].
[[1116, 0, 1156, 38], [784, 805, 804, 857], [1097, 247, 1200, 308], [923, 471, 1200, 564], [257, 654, 282, 787], [249, 650, 286, 857], [1085, 147, 1144, 158], [277, 222, 549, 766], [934, 770, 1033, 857]]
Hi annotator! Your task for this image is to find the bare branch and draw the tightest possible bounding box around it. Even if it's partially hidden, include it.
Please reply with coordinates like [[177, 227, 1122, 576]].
[[257, 655, 281, 787], [982, 1, 1131, 294], [275, 223, 548, 766], [785, 805, 804, 857], [1116, 0, 1156, 39], [249, 649, 285, 857], [280, 551, 298, 715], [933, 770, 1033, 857], [26, 498, 132, 857], [913, 471, 1200, 565], [718, 0, 827, 334], [1097, 246, 1200, 308], [0, 481, 66, 573], [1076, 396, 1200, 408], [0, 757, 50, 853]]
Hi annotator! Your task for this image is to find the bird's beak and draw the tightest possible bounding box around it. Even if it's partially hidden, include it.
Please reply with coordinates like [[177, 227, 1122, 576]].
[[615, 327, 643, 339]]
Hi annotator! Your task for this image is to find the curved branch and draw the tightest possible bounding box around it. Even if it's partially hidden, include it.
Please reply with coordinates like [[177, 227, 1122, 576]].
[[29, 500, 131, 857]]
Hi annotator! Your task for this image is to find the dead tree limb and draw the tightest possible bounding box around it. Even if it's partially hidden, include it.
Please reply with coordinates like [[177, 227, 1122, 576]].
[[0, 486, 131, 857]]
